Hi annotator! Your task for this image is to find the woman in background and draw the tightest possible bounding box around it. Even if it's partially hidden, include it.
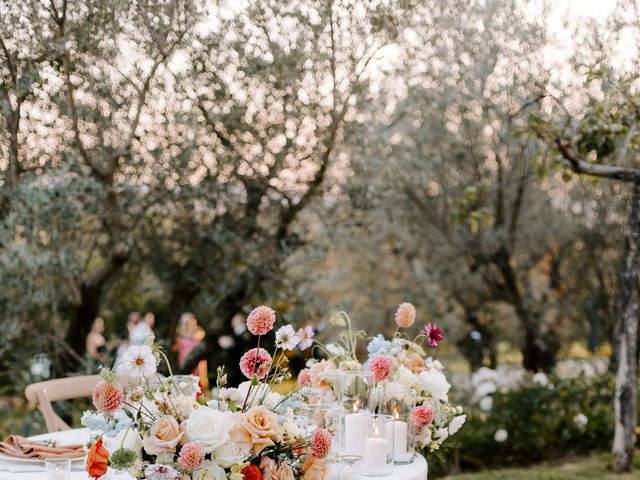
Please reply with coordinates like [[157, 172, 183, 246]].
[[173, 313, 208, 392]]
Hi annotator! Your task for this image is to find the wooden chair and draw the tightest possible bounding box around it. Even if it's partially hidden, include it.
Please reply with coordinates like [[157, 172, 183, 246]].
[[25, 375, 101, 432]]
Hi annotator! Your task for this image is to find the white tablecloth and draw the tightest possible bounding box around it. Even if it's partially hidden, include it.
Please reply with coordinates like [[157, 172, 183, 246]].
[[0, 429, 427, 480]]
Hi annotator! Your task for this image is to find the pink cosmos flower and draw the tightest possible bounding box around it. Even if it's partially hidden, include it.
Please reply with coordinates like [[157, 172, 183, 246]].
[[92, 380, 123, 413], [395, 303, 417, 329], [246, 306, 276, 336], [422, 323, 444, 348], [368, 355, 392, 383], [297, 325, 315, 350], [239, 348, 273, 379], [297, 368, 312, 386], [409, 405, 434, 429], [178, 442, 205, 471], [310, 429, 332, 459]]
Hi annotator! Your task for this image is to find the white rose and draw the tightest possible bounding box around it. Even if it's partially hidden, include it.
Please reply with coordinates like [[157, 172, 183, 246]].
[[186, 407, 234, 453], [418, 370, 451, 402], [211, 441, 249, 468], [193, 461, 227, 480], [263, 392, 284, 411]]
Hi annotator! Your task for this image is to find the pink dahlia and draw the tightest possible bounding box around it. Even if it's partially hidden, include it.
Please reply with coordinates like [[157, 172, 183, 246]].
[[178, 442, 205, 471], [297, 368, 312, 386], [310, 429, 332, 459], [368, 355, 392, 383], [409, 405, 434, 430], [92, 380, 123, 413], [240, 347, 273, 379], [246, 306, 276, 336], [422, 323, 444, 348], [395, 302, 417, 329]]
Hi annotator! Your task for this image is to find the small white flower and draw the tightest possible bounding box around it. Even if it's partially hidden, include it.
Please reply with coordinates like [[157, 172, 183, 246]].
[[275, 325, 300, 350], [573, 413, 588, 429], [479, 396, 493, 412], [494, 429, 508, 442], [449, 414, 466, 435], [532, 372, 548, 387], [122, 345, 157, 378], [144, 464, 178, 480]]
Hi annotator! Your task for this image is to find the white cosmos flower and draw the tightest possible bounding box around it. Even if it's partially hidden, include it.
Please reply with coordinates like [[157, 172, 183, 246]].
[[122, 345, 157, 378], [144, 464, 178, 480], [275, 325, 300, 350], [297, 325, 315, 350]]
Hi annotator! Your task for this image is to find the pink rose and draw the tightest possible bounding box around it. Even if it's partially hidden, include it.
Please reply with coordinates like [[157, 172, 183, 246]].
[[142, 415, 183, 455], [368, 355, 393, 383], [260, 457, 276, 480], [410, 405, 434, 429], [246, 306, 276, 336]]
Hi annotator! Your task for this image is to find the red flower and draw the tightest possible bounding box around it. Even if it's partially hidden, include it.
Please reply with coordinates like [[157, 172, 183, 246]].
[[242, 463, 263, 480], [422, 323, 443, 348], [86, 438, 109, 479]]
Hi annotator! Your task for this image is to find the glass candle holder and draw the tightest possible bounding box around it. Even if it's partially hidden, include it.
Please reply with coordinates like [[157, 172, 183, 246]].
[[361, 414, 394, 476], [45, 458, 71, 480], [338, 370, 374, 457], [338, 455, 362, 480], [299, 403, 342, 436], [370, 385, 416, 464]]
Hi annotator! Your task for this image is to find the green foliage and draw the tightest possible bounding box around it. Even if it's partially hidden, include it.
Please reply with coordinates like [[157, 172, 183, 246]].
[[430, 375, 616, 476]]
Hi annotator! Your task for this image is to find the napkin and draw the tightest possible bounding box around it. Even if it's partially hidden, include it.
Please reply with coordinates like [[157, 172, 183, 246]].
[[0, 435, 85, 459]]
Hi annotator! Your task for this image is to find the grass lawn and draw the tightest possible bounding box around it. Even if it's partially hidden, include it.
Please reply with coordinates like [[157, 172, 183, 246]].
[[442, 452, 640, 480]]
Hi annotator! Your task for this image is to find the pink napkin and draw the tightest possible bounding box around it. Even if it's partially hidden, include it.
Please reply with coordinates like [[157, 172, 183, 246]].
[[0, 435, 85, 459]]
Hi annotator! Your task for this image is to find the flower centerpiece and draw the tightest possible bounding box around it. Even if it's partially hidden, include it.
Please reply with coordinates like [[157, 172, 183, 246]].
[[82, 306, 331, 480], [298, 303, 465, 455]]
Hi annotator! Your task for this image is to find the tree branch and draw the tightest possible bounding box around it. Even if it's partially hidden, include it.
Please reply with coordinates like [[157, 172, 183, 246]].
[[555, 138, 640, 182]]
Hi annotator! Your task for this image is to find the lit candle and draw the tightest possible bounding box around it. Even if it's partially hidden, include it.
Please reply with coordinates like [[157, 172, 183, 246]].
[[392, 410, 409, 461], [363, 426, 388, 473], [344, 402, 367, 456]]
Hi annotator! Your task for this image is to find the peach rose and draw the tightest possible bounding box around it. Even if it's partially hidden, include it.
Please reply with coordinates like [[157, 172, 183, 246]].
[[273, 463, 295, 480], [179, 420, 190, 446], [302, 456, 328, 480], [399, 351, 425, 373], [143, 415, 183, 455], [241, 406, 282, 454], [260, 457, 276, 480]]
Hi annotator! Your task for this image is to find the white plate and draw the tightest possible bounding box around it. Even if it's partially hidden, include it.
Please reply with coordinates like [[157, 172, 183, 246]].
[[0, 452, 85, 465]]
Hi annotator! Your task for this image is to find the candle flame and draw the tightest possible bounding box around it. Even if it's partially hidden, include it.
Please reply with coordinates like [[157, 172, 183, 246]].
[[374, 425, 379, 436], [394, 411, 399, 420], [353, 401, 359, 413]]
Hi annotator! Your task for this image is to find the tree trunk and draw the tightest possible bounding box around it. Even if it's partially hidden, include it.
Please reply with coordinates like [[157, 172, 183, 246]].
[[611, 181, 640, 473], [492, 245, 557, 372], [61, 252, 128, 372]]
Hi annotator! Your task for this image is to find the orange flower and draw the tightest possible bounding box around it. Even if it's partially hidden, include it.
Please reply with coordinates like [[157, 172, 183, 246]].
[[86, 438, 109, 479]]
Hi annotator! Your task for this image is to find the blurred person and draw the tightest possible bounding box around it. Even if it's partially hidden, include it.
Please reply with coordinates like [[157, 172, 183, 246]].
[[173, 313, 208, 392], [86, 317, 107, 361], [126, 311, 141, 335], [130, 311, 154, 345]]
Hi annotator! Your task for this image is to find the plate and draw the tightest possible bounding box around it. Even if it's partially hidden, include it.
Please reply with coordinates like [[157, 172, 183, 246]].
[[0, 452, 85, 465]]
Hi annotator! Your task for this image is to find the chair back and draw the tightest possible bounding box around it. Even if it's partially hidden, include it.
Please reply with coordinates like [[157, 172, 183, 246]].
[[25, 375, 101, 432]]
